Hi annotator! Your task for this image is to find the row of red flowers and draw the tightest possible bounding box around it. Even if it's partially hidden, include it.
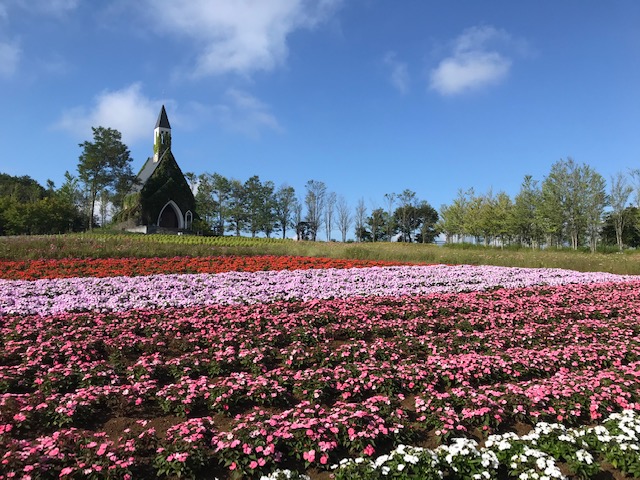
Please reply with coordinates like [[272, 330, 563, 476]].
[[0, 255, 407, 280], [2, 279, 639, 477]]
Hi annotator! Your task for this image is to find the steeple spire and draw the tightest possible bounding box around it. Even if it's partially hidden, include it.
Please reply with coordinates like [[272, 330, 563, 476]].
[[153, 105, 171, 162], [155, 105, 171, 129]]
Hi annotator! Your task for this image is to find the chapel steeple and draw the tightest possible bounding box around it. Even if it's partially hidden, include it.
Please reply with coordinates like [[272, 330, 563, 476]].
[[153, 105, 171, 162]]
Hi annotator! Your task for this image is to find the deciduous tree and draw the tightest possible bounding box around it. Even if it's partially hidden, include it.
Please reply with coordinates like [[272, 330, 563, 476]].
[[274, 184, 297, 239], [354, 198, 367, 242], [609, 172, 633, 251], [304, 180, 326, 241], [336, 195, 352, 242]]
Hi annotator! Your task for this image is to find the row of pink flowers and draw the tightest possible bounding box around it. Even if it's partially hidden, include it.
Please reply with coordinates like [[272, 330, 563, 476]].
[[0, 264, 633, 316]]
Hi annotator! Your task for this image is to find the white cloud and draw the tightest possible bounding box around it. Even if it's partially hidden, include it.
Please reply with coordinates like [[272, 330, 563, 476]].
[[213, 88, 283, 138], [55, 83, 161, 145], [429, 25, 515, 96], [141, 0, 342, 77], [383, 51, 409, 94], [0, 40, 20, 78]]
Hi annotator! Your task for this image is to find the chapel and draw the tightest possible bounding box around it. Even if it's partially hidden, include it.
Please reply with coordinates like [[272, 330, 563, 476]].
[[117, 106, 197, 233]]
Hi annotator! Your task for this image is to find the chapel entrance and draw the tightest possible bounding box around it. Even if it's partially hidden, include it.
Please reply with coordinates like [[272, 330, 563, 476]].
[[159, 205, 179, 228]]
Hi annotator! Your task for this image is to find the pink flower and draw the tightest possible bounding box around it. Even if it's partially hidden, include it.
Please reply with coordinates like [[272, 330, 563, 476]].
[[303, 449, 316, 462], [363, 444, 375, 456], [12, 413, 26, 422]]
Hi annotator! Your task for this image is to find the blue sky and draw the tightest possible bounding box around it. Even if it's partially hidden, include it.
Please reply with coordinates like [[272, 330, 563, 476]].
[[1, 0, 639, 219]]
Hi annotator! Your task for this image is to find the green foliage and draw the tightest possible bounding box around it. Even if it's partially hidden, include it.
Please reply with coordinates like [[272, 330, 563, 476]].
[[601, 207, 640, 248], [77, 126, 136, 229], [0, 173, 47, 203], [0, 173, 86, 235]]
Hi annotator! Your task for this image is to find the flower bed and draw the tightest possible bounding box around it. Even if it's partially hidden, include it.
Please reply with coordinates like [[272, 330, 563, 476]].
[[0, 264, 632, 316], [1, 263, 639, 479], [0, 255, 405, 281]]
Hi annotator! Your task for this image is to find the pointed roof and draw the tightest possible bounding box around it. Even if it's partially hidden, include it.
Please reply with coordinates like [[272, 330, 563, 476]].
[[155, 105, 171, 129]]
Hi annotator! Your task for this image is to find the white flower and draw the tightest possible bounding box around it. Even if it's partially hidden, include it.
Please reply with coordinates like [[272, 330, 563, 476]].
[[404, 453, 419, 464], [575, 449, 593, 465], [374, 454, 389, 467]]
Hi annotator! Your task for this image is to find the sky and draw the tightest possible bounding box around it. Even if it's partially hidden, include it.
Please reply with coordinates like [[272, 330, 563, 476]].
[[1, 0, 640, 223]]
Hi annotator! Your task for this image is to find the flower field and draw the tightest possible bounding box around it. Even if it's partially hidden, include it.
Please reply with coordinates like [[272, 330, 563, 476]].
[[1, 256, 640, 479], [0, 256, 403, 281]]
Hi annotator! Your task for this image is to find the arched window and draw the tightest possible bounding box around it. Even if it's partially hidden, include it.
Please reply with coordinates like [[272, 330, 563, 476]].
[[185, 210, 193, 230]]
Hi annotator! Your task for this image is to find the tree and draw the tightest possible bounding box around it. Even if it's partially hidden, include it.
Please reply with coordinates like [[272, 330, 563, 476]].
[[439, 189, 471, 243], [366, 208, 388, 242], [540, 158, 607, 250], [468, 189, 509, 247], [274, 184, 297, 239], [396, 189, 417, 242], [539, 170, 566, 248], [244, 175, 275, 237], [293, 199, 304, 239], [226, 179, 246, 236], [493, 191, 514, 247], [630, 169, 640, 208], [583, 166, 607, 252], [416, 201, 439, 243], [57, 171, 84, 211], [193, 173, 216, 230], [77, 127, 136, 230], [609, 172, 633, 251], [384, 193, 397, 240], [462, 190, 484, 244], [98, 189, 111, 227], [354, 198, 367, 242], [512, 176, 543, 248], [336, 195, 352, 242], [55, 171, 87, 231], [304, 180, 326, 241], [211, 173, 231, 235], [601, 207, 640, 248], [324, 191, 336, 241]]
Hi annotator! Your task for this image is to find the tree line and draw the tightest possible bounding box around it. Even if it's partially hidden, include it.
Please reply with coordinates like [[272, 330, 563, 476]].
[[2, 125, 640, 250], [185, 173, 439, 242], [439, 157, 640, 251]]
